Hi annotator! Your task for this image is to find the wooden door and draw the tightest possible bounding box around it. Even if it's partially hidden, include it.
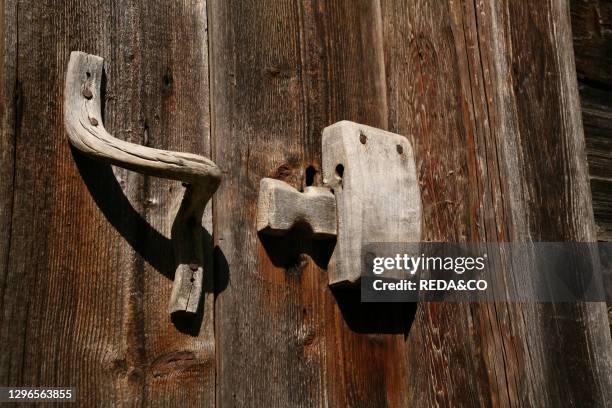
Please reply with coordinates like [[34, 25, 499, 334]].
[[1, 0, 611, 406]]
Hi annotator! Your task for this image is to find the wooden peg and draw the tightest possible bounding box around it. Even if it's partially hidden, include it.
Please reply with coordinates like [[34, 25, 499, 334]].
[[256, 178, 336, 238]]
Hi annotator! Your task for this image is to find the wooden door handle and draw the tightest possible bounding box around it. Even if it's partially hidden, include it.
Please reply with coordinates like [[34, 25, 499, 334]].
[[64, 51, 221, 315]]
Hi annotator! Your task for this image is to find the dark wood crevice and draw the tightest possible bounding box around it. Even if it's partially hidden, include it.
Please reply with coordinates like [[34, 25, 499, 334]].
[[571, 0, 612, 242]]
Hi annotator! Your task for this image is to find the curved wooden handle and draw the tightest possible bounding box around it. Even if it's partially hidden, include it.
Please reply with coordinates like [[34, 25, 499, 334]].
[[64, 51, 221, 314]]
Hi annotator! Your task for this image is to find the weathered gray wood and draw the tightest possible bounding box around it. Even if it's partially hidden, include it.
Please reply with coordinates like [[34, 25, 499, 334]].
[[65, 54, 221, 186], [322, 121, 421, 285], [64, 51, 221, 314], [257, 178, 336, 238]]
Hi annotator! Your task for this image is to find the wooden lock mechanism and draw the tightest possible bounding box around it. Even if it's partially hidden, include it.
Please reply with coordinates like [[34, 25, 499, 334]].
[[257, 121, 422, 285]]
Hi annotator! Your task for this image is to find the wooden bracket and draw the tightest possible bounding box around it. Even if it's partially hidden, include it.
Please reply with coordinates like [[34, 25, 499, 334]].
[[256, 120, 422, 285], [64, 51, 222, 315], [323, 121, 421, 285]]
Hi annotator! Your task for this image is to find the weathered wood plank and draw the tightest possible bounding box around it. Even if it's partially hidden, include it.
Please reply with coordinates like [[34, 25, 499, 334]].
[[210, 1, 326, 404], [0, 1, 128, 402], [0, 4, 17, 383], [0, 0, 215, 405], [135, 4, 216, 404], [98, 2, 218, 405], [210, 0, 412, 405], [382, 1, 495, 404], [383, 0, 612, 406]]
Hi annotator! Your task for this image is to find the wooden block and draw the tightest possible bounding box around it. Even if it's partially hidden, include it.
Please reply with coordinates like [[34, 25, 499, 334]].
[[257, 178, 337, 238], [322, 121, 422, 285]]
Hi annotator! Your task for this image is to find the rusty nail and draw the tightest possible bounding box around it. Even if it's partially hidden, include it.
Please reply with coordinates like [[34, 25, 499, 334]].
[[396, 144, 403, 154], [89, 117, 98, 126], [359, 132, 367, 145], [82, 88, 93, 99], [189, 262, 199, 271]]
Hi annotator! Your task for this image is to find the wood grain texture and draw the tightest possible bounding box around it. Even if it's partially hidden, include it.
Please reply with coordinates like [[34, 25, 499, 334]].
[[0, 3, 17, 377], [322, 121, 421, 285], [210, 0, 412, 406], [581, 83, 612, 242], [383, 0, 612, 406], [0, 0, 215, 405], [1, 0, 611, 407]]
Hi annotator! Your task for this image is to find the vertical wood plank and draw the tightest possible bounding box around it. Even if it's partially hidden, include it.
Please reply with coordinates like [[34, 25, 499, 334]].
[[1, 1, 128, 402], [382, 2, 495, 405], [209, 1, 324, 404], [0, 4, 17, 376], [131, 1, 216, 405], [383, 0, 612, 406], [0, 0, 214, 405], [210, 0, 412, 405]]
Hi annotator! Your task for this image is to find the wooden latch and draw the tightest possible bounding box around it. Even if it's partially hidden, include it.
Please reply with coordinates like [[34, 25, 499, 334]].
[[64, 51, 222, 315], [257, 121, 422, 285]]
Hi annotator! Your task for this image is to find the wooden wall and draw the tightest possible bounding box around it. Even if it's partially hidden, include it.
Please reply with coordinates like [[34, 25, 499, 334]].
[[0, 0, 611, 406]]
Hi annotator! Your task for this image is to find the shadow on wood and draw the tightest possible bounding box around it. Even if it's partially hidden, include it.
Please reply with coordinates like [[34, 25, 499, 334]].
[[331, 288, 417, 336], [70, 149, 228, 335], [259, 228, 416, 335], [258, 227, 336, 272]]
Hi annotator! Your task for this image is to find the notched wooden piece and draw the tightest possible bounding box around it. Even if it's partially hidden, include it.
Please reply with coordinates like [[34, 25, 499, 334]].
[[64, 51, 222, 315], [322, 121, 422, 285], [256, 178, 336, 238]]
